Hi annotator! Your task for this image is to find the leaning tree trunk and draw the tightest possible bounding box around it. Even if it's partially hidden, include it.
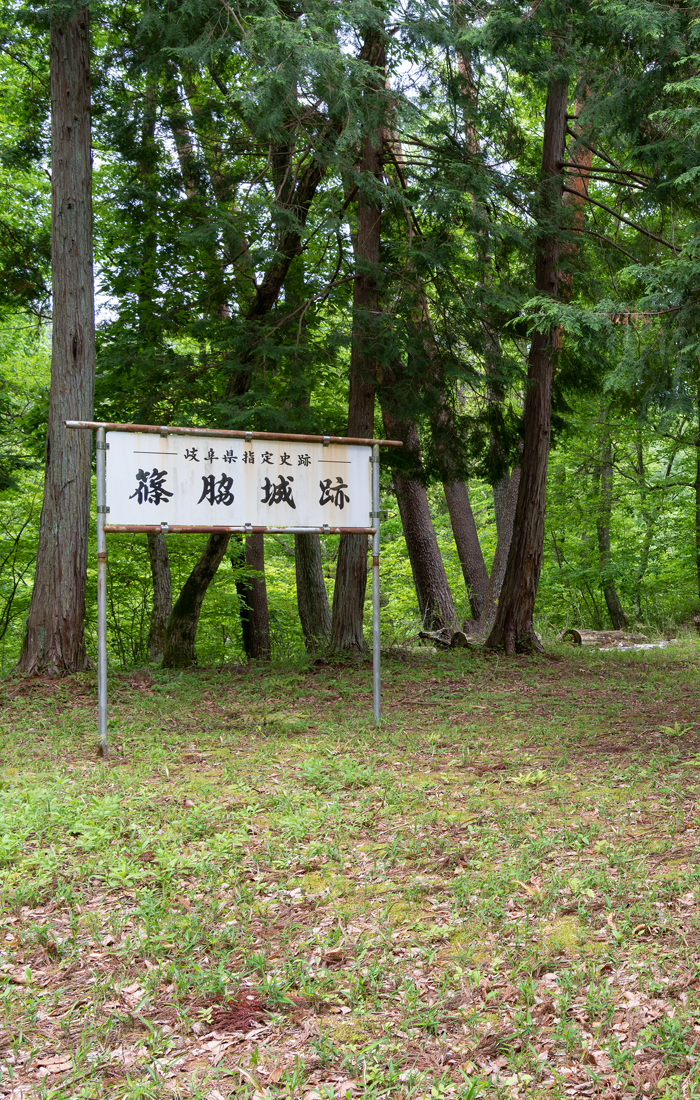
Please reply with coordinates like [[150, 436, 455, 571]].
[[234, 533, 271, 660], [18, 7, 95, 675], [481, 466, 521, 620], [295, 533, 331, 651], [381, 397, 457, 630], [393, 474, 458, 629], [596, 421, 627, 630], [330, 28, 385, 654], [485, 78, 569, 654], [147, 530, 172, 663], [443, 481, 489, 620], [162, 533, 230, 668], [384, 102, 490, 626], [454, 44, 520, 623]]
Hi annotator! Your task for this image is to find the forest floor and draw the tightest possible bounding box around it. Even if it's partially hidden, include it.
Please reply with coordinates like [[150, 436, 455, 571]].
[[2, 639, 700, 1100]]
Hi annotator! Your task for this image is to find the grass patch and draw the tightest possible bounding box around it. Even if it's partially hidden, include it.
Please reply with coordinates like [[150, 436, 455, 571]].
[[2, 641, 700, 1097]]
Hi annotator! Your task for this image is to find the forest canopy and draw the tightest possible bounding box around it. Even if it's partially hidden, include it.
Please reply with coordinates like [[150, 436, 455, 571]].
[[0, 0, 699, 668]]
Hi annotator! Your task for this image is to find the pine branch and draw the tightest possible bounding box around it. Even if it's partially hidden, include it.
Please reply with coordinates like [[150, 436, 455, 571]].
[[561, 186, 677, 252], [564, 128, 651, 183], [580, 228, 639, 263], [559, 159, 650, 183]]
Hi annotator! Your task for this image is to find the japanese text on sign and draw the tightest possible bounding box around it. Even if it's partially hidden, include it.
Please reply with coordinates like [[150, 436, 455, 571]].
[[105, 433, 373, 529]]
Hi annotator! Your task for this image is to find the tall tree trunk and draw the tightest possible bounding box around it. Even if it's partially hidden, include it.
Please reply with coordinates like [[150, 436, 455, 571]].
[[234, 533, 271, 660], [160, 105, 334, 663], [480, 96, 589, 625], [631, 434, 660, 623], [596, 423, 628, 629], [295, 533, 331, 651], [18, 8, 95, 675], [428, 329, 489, 620], [384, 87, 490, 625], [381, 397, 457, 629], [493, 468, 519, 541], [485, 79, 569, 654], [330, 29, 385, 653], [147, 531, 172, 663], [162, 533, 230, 668], [455, 45, 520, 620], [442, 482, 488, 620], [482, 467, 521, 619], [279, 257, 332, 649], [393, 475, 457, 629]]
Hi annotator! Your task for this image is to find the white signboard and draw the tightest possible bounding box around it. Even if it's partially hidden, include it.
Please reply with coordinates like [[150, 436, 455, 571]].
[[105, 432, 372, 529]]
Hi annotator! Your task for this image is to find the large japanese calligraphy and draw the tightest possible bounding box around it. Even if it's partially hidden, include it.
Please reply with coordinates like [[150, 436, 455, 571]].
[[104, 433, 373, 529]]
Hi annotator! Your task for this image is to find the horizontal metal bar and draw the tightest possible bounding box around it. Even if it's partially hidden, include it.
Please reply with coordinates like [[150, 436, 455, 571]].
[[66, 420, 403, 448], [103, 524, 376, 534]]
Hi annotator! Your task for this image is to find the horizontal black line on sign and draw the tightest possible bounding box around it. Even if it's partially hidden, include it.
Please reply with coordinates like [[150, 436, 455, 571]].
[[133, 451, 179, 455]]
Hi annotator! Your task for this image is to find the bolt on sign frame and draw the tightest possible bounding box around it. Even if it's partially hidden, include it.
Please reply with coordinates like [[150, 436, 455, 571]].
[[67, 421, 402, 755]]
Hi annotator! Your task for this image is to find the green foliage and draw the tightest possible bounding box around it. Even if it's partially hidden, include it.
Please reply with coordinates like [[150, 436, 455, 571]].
[[3, 0, 700, 662]]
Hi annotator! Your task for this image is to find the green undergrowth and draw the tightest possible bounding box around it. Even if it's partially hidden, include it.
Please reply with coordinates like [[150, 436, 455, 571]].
[[2, 641, 700, 1099]]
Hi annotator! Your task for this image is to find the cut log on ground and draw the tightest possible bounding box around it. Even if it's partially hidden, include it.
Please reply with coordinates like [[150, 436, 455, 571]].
[[418, 629, 475, 650], [562, 628, 649, 647]]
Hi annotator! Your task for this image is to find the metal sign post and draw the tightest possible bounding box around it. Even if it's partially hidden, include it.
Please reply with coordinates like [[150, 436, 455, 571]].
[[95, 426, 108, 756], [372, 444, 381, 724], [67, 421, 401, 752]]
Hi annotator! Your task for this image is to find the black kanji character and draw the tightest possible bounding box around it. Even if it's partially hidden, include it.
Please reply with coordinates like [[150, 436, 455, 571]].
[[223, 450, 237, 464], [197, 474, 235, 506], [297, 453, 311, 467], [260, 474, 296, 509], [261, 451, 273, 465], [279, 451, 292, 467], [198, 475, 216, 506], [130, 468, 173, 506], [205, 448, 218, 463], [242, 450, 254, 464], [184, 447, 199, 462], [130, 469, 150, 504], [215, 474, 234, 505], [319, 477, 350, 509]]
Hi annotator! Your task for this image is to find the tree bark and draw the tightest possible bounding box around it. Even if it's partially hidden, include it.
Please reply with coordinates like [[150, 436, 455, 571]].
[[453, 45, 519, 622], [234, 533, 271, 660], [147, 530, 172, 663], [162, 533, 230, 667], [482, 466, 521, 618], [159, 93, 335, 656], [394, 473, 457, 629], [330, 28, 385, 654], [596, 422, 627, 630], [18, 8, 95, 675], [485, 79, 569, 654], [442, 481, 488, 620], [381, 399, 457, 629], [295, 533, 331, 651], [383, 80, 492, 626]]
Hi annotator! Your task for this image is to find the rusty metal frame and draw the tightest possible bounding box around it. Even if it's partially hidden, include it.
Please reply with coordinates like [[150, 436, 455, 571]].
[[66, 420, 402, 448], [68, 419, 400, 753]]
